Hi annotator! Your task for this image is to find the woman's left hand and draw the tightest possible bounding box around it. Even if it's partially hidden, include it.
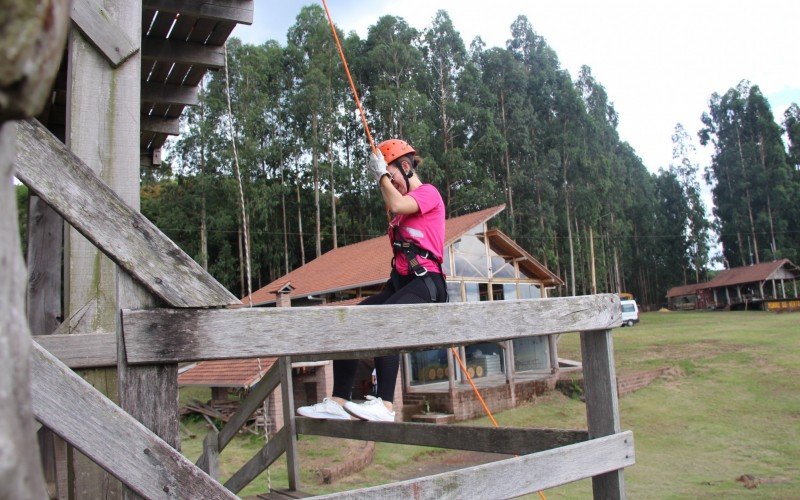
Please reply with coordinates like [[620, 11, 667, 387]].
[[367, 151, 389, 181]]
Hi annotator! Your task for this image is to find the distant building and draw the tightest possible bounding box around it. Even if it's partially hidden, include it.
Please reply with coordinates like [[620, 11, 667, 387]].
[[666, 259, 800, 311], [180, 205, 566, 424]]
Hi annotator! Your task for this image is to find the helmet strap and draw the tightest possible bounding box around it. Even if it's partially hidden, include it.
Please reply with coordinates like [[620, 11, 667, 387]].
[[397, 158, 412, 192]]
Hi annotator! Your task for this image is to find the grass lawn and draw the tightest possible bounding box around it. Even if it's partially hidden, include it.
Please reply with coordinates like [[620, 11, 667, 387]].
[[180, 310, 800, 498]]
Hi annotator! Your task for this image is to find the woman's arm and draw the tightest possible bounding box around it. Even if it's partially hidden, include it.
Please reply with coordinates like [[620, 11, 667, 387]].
[[379, 176, 419, 214]]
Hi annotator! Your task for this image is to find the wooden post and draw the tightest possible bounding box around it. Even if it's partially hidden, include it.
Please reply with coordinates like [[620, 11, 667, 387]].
[[1, 1, 70, 497], [63, 1, 178, 497], [202, 428, 220, 480], [279, 357, 300, 490], [505, 341, 516, 407], [548, 334, 560, 374], [26, 193, 64, 495], [580, 329, 626, 499], [1, 122, 50, 500]]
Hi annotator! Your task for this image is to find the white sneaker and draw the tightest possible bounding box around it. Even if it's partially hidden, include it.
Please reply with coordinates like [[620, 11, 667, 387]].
[[296, 398, 352, 420], [343, 396, 396, 422]]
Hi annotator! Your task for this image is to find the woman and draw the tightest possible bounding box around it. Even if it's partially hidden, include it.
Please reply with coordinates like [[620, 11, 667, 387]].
[[296, 139, 447, 422]]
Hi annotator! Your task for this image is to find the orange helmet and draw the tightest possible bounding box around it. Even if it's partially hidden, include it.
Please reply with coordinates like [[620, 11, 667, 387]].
[[377, 139, 415, 165]]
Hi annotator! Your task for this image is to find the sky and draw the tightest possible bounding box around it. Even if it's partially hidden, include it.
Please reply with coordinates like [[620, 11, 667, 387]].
[[233, 0, 800, 175]]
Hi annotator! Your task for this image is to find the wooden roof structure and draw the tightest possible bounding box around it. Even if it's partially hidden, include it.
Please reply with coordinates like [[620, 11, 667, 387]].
[[39, 0, 254, 166]]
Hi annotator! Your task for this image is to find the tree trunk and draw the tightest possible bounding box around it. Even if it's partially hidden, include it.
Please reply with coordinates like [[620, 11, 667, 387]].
[[296, 167, 306, 266], [499, 89, 515, 236], [312, 113, 321, 258], [328, 140, 337, 249], [281, 169, 289, 275], [758, 136, 778, 258], [200, 197, 208, 270], [735, 126, 759, 263]]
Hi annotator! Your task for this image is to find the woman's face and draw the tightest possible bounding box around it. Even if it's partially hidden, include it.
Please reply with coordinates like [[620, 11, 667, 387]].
[[387, 163, 408, 194]]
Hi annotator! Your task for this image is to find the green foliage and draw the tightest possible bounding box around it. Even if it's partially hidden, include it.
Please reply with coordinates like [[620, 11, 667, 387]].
[[140, 12, 795, 305]]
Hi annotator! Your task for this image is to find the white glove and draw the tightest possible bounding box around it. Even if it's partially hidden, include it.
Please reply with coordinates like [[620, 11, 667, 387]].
[[366, 150, 389, 182]]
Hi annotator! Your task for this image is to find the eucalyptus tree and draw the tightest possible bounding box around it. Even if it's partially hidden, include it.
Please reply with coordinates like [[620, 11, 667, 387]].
[[286, 4, 343, 258], [670, 123, 710, 282]]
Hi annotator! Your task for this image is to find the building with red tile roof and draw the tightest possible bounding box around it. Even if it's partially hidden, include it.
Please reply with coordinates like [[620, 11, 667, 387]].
[[666, 259, 799, 310]]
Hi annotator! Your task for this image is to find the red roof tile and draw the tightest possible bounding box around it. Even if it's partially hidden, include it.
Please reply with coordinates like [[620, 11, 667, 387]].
[[666, 282, 706, 298], [707, 259, 798, 287], [244, 205, 506, 305], [178, 358, 276, 388]]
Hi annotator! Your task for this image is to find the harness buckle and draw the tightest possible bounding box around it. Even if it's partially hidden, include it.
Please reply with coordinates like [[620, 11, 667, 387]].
[[414, 266, 428, 277]]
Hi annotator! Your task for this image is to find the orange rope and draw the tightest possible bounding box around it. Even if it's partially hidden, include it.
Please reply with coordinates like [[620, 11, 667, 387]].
[[450, 348, 498, 427], [452, 347, 547, 499], [320, 0, 377, 156]]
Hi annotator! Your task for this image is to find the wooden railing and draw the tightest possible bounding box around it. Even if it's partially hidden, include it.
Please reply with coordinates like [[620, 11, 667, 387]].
[[18, 119, 633, 499]]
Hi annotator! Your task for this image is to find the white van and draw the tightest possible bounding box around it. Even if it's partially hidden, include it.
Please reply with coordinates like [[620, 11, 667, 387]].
[[620, 299, 639, 327]]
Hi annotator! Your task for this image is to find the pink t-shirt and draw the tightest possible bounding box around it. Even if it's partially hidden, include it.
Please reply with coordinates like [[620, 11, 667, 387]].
[[389, 184, 446, 276]]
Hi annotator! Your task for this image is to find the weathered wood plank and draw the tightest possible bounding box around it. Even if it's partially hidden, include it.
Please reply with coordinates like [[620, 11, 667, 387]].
[[30, 341, 236, 499], [581, 329, 625, 499], [297, 419, 588, 455], [224, 427, 288, 494], [33, 333, 117, 368], [26, 194, 63, 492], [142, 81, 199, 106], [141, 115, 180, 135], [142, 37, 225, 68], [123, 295, 621, 364], [280, 357, 300, 491], [26, 196, 63, 336], [202, 428, 220, 480], [70, 0, 139, 67], [142, 0, 254, 25], [14, 119, 239, 308], [1, 122, 50, 499], [314, 431, 634, 499]]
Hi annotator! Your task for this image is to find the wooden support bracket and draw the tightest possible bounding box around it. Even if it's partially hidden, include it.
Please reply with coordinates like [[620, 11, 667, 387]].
[[71, 0, 139, 68]]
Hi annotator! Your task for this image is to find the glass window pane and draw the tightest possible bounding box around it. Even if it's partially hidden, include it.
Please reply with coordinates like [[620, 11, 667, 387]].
[[490, 256, 515, 278], [503, 283, 517, 300], [454, 254, 487, 277], [410, 349, 449, 385], [519, 283, 541, 299], [513, 336, 549, 372], [465, 343, 504, 377], [446, 281, 462, 302], [443, 248, 452, 276], [465, 282, 480, 302]]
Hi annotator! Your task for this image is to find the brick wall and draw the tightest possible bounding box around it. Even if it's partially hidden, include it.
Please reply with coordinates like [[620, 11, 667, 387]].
[[557, 366, 671, 398], [404, 376, 557, 422]]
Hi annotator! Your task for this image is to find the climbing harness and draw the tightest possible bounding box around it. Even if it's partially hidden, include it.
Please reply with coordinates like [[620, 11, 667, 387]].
[[390, 225, 444, 302]]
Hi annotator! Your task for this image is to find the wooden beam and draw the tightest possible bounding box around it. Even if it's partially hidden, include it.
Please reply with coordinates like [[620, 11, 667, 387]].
[[29, 341, 236, 499], [14, 119, 239, 308], [581, 329, 626, 499], [33, 333, 116, 369], [224, 427, 287, 494], [122, 295, 621, 364], [142, 0, 254, 25], [142, 37, 225, 69], [141, 115, 180, 135], [142, 82, 199, 106], [280, 357, 300, 491], [296, 419, 588, 455], [197, 361, 280, 471], [70, 0, 138, 68], [313, 432, 634, 499], [1, 122, 50, 499]]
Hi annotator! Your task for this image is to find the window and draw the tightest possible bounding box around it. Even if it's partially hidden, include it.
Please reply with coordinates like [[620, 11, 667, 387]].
[[513, 336, 549, 372], [409, 349, 449, 386], [518, 283, 541, 299], [446, 281, 462, 302], [465, 343, 504, 377]]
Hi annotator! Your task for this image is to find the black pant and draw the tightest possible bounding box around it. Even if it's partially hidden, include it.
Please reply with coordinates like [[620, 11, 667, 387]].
[[332, 272, 447, 402]]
